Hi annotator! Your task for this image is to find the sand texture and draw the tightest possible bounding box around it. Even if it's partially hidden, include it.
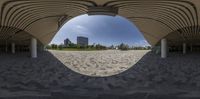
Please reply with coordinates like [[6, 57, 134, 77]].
[[50, 50, 148, 76]]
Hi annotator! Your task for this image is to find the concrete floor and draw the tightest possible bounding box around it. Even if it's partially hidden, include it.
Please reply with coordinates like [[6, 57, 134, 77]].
[[0, 51, 200, 99]]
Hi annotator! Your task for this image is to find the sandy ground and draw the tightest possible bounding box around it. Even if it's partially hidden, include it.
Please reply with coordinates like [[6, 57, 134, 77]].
[[1, 50, 200, 98], [49, 50, 149, 77]]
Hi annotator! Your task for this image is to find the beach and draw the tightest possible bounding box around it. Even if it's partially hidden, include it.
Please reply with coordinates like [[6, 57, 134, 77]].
[[50, 50, 149, 76]]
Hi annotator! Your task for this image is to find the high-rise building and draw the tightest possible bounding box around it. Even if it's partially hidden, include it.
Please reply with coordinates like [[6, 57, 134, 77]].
[[64, 38, 72, 46], [77, 36, 88, 47]]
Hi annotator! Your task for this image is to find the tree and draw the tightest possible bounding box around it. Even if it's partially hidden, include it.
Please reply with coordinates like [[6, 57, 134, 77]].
[[118, 43, 129, 50], [68, 43, 77, 48], [109, 45, 114, 49], [46, 45, 51, 49], [77, 44, 81, 49], [51, 44, 58, 49], [146, 46, 152, 50], [58, 44, 63, 50], [95, 44, 107, 50]]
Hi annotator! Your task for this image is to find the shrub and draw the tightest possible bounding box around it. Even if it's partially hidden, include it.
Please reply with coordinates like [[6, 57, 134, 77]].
[[119, 43, 129, 50]]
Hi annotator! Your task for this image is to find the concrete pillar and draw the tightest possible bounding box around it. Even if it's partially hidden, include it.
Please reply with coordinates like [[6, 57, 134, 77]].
[[31, 38, 37, 58], [190, 44, 193, 52], [5, 41, 8, 53], [183, 43, 186, 54], [11, 43, 15, 54], [161, 38, 167, 58]]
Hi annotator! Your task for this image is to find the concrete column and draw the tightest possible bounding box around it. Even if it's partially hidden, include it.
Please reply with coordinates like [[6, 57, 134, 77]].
[[5, 41, 8, 53], [31, 38, 37, 58], [161, 38, 167, 58], [183, 43, 186, 54], [11, 43, 15, 54], [190, 44, 193, 52]]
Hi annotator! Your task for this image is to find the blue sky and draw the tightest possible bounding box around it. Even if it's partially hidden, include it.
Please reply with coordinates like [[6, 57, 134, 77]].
[[50, 14, 150, 47]]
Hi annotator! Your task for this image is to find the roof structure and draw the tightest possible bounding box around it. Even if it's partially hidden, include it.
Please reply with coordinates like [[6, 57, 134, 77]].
[[0, 0, 199, 46]]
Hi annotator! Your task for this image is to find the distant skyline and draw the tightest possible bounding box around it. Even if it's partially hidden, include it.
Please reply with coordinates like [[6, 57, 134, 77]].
[[50, 14, 150, 47]]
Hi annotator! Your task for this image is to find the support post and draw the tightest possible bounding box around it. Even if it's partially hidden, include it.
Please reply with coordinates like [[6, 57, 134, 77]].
[[11, 43, 15, 54], [183, 43, 186, 54], [5, 41, 8, 53], [31, 38, 37, 58], [161, 38, 167, 58], [190, 44, 193, 52]]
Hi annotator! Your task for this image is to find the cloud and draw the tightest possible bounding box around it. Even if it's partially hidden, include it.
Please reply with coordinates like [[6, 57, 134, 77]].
[[76, 25, 85, 29], [72, 25, 91, 36], [133, 40, 150, 47]]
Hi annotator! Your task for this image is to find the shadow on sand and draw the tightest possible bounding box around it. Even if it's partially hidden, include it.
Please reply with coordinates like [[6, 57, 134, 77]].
[[0, 51, 200, 99]]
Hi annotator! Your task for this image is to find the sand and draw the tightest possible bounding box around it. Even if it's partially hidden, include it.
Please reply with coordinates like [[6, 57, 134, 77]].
[[49, 50, 149, 76]]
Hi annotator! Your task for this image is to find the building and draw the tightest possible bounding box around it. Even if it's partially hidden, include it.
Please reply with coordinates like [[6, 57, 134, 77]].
[[0, 0, 199, 58], [77, 36, 89, 47], [64, 38, 72, 46]]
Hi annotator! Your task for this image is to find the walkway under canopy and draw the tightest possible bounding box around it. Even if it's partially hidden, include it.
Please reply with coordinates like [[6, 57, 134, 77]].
[[0, 0, 199, 57]]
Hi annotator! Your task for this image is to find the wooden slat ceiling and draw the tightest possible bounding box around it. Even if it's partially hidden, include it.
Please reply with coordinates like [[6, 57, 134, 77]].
[[0, 0, 199, 46]]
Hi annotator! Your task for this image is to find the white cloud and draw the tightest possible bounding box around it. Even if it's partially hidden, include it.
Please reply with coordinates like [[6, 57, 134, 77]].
[[76, 25, 85, 29], [72, 25, 91, 36], [133, 40, 150, 47]]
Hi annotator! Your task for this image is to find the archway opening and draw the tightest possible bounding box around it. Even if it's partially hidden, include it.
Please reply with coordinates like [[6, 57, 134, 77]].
[[49, 14, 150, 77]]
